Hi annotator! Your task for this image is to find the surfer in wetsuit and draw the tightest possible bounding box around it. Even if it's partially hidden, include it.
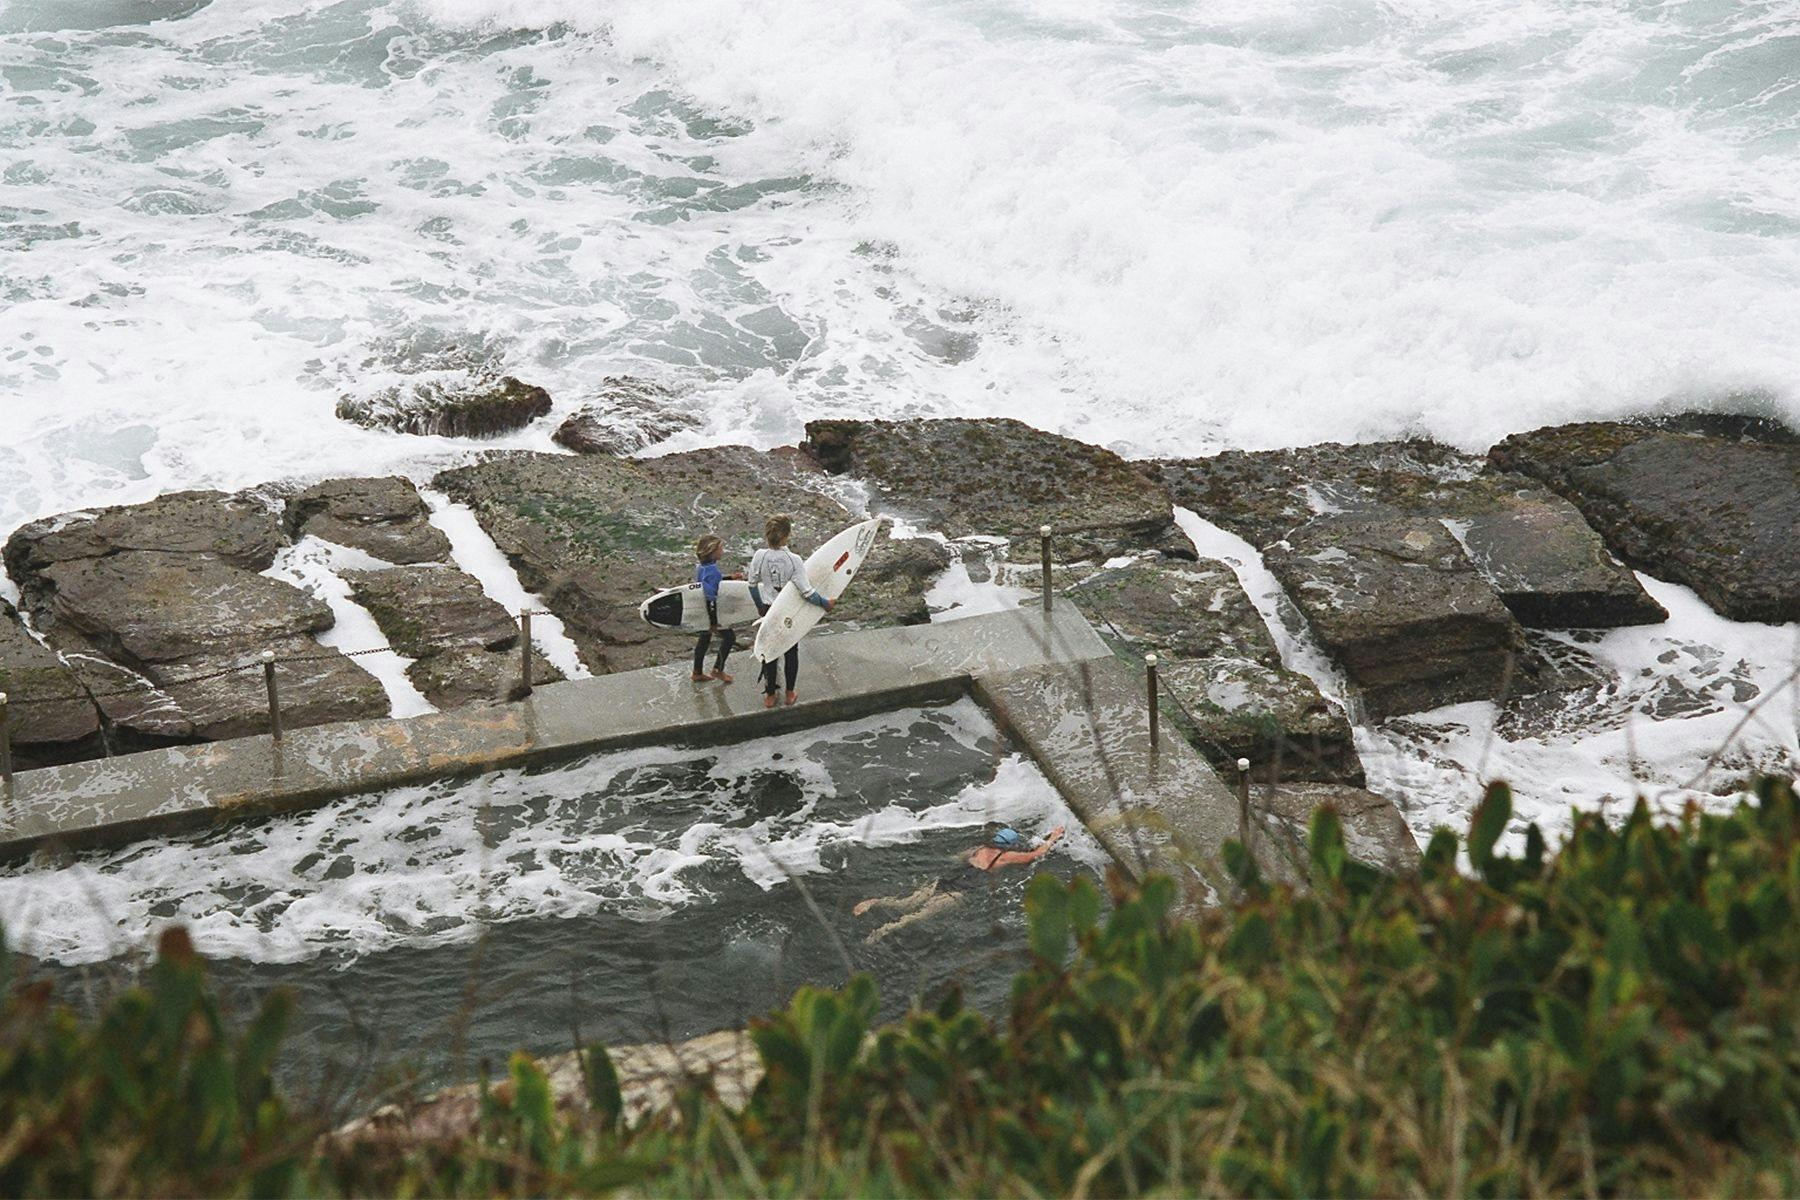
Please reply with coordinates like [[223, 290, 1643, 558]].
[[747, 514, 832, 709], [852, 824, 1066, 944], [691, 534, 740, 684]]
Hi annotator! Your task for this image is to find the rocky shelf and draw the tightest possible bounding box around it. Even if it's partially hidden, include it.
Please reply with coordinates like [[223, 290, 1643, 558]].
[[0, 413, 1789, 813]]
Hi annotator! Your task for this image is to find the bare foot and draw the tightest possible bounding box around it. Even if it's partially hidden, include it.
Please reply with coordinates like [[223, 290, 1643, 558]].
[[711, 670, 733, 684], [763, 693, 778, 709], [785, 691, 798, 706], [690, 672, 709, 683], [852, 899, 875, 917]]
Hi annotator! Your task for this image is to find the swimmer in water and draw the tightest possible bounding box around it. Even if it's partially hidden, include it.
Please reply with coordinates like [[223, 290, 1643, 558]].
[[852, 824, 1066, 945]]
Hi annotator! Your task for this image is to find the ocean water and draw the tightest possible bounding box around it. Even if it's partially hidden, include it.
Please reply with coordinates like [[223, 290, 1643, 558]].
[[0, 0, 1795, 939], [4, 0, 1799, 542], [3, 700, 1105, 1080]]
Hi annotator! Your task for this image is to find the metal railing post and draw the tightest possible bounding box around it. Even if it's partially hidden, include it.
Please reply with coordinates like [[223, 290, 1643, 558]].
[[519, 610, 534, 697], [1039, 525, 1052, 614], [0, 692, 12, 786], [1236, 757, 1251, 850], [262, 650, 282, 741], [1145, 653, 1159, 752]]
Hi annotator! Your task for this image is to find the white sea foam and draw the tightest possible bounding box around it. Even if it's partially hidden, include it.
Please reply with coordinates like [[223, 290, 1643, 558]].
[[2, 0, 1796, 857], [0, 699, 1088, 966]]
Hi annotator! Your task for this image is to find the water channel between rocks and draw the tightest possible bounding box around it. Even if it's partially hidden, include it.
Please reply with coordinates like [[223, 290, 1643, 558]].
[[0, 699, 1105, 1090]]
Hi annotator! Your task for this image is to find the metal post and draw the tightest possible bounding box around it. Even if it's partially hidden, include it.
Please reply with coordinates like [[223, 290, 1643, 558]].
[[262, 651, 282, 741], [1039, 524, 1052, 614], [1145, 653, 1159, 751], [1236, 757, 1252, 850], [0, 692, 12, 786], [519, 610, 534, 697]]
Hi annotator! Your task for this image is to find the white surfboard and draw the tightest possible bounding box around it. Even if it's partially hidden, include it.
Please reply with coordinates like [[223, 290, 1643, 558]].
[[753, 518, 881, 664], [639, 578, 761, 633]]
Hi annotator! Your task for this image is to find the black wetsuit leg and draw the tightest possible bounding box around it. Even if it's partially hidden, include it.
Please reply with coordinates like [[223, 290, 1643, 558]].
[[783, 645, 800, 692], [762, 657, 781, 695], [692, 631, 712, 675], [713, 627, 736, 672]]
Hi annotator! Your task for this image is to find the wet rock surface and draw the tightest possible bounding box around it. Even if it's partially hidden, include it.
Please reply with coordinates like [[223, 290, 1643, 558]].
[[334, 1029, 760, 1146], [1489, 421, 1800, 624], [1068, 559, 1362, 784], [336, 375, 552, 439], [552, 376, 701, 456], [0, 600, 102, 766], [434, 448, 937, 674], [804, 418, 1183, 562], [285, 477, 450, 565], [3, 490, 385, 745], [1159, 440, 1664, 628], [342, 565, 551, 708], [1264, 516, 1524, 721], [1254, 782, 1421, 880]]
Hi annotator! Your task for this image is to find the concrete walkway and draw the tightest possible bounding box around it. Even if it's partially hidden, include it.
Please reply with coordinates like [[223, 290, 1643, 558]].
[[0, 604, 1398, 892]]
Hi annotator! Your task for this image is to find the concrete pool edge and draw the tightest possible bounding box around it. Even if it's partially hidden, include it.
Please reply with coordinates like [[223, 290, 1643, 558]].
[[0, 605, 1416, 884]]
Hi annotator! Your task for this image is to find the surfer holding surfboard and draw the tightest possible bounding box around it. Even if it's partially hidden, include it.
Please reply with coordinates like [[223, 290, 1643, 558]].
[[747, 514, 833, 709]]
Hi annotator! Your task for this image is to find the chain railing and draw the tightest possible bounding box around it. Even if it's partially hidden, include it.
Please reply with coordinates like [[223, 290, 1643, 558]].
[[0, 608, 561, 784]]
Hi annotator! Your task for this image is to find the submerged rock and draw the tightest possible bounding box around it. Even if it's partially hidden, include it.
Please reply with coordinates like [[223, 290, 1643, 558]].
[[342, 565, 556, 707], [1264, 516, 1524, 721], [804, 418, 1184, 562], [285, 476, 450, 565], [0, 600, 103, 767], [434, 448, 938, 674], [1160, 440, 1664, 628], [1489, 420, 1800, 624], [1068, 559, 1362, 784], [3, 490, 385, 745], [552, 376, 700, 456], [336, 375, 552, 439]]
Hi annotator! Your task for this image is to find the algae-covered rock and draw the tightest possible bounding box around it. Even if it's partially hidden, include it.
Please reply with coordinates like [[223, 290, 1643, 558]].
[[285, 477, 450, 565], [337, 375, 552, 439], [434, 448, 938, 674], [552, 377, 700, 456], [1265, 516, 1524, 721], [342, 565, 554, 708], [804, 418, 1182, 562], [1489, 420, 1800, 624], [1068, 559, 1362, 784], [1159, 440, 1664, 629]]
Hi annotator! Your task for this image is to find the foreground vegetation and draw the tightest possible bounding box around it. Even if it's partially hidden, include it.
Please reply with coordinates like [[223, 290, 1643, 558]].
[[4, 777, 1800, 1197]]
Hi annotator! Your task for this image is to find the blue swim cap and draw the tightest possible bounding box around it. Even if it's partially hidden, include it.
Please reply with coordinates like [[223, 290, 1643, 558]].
[[992, 827, 1023, 849]]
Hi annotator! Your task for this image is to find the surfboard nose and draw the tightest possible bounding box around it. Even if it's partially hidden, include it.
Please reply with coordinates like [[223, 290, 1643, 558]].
[[642, 591, 683, 628]]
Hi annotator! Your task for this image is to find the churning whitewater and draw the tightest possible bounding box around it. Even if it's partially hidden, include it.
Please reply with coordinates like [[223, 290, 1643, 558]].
[[4, 0, 1800, 542]]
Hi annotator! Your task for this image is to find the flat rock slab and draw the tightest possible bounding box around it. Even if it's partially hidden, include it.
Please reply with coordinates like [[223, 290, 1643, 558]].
[[434, 448, 941, 674], [1250, 782, 1421, 882], [0, 601, 101, 765], [286, 477, 451, 565], [336, 1029, 761, 1144], [1161, 441, 1664, 629], [1266, 516, 1524, 721], [804, 418, 1183, 562], [1068, 559, 1362, 783], [1490, 421, 1800, 624], [4, 490, 386, 746], [4, 489, 284, 577], [343, 565, 537, 709]]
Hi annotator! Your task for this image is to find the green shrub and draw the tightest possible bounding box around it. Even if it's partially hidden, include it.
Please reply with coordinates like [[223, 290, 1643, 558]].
[[5, 777, 1800, 1197]]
